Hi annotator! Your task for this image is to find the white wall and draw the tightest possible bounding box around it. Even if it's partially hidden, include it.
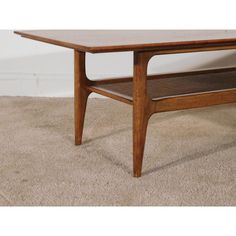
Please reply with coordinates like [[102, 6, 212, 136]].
[[1, 30, 236, 97]]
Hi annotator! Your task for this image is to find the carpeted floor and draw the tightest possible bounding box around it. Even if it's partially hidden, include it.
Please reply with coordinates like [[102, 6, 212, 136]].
[[0, 97, 235, 206]]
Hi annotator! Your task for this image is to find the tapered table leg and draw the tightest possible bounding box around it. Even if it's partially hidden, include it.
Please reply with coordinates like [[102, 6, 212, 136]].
[[74, 50, 90, 145], [133, 52, 152, 177]]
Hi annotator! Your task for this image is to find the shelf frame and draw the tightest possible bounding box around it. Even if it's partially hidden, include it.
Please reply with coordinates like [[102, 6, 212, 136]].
[[88, 67, 236, 107], [75, 47, 236, 177]]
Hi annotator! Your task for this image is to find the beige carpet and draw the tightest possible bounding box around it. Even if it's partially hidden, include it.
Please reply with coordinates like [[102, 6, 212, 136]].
[[0, 97, 235, 206]]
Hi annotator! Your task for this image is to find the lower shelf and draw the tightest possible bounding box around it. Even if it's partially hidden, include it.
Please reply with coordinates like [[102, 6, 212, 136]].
[[90, 68, 236, 102]]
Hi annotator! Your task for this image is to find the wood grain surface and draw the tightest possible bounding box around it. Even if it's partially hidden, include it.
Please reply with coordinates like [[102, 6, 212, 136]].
[[15, 30, 236, 53]]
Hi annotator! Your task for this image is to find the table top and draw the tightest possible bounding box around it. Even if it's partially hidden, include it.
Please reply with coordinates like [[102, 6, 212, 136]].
[[15, 30, 236, 53]]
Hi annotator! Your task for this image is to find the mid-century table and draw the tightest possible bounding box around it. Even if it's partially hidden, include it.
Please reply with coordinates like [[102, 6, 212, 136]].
[[15, 30, 236, 177]]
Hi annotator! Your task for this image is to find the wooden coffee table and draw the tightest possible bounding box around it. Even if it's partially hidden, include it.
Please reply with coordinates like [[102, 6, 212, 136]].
[[15, 30, 236, 177]]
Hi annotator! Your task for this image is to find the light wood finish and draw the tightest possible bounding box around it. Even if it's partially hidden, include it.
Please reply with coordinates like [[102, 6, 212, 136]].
[[15, 30, 236, 177]]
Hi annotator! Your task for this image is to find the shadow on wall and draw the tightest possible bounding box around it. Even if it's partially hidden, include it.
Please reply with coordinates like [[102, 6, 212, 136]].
[[1, 48, 236, 96]]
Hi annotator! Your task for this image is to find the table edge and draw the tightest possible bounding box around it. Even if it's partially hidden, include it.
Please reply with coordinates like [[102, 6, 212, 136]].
[[14, 30, 236, 53]]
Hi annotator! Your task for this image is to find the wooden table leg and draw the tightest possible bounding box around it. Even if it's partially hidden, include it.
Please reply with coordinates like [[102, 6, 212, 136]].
[[74, 50, 90, 145], [133, 52, 152, 177]]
